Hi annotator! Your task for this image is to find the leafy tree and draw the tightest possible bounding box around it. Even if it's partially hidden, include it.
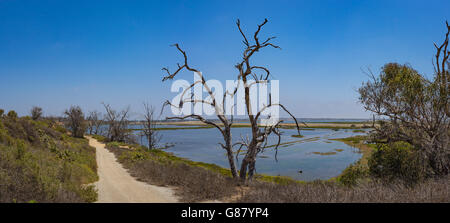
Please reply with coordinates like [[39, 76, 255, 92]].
[[359, 22, 449, 176], [64, 106, 86, 138], [30, 106, 43, 120]]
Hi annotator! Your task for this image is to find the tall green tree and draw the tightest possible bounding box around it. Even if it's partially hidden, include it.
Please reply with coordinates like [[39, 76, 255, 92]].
[[359, 22, 450, 176]]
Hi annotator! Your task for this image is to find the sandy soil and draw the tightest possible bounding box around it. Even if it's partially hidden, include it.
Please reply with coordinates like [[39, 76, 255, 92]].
[[87, 136, 178, 203]]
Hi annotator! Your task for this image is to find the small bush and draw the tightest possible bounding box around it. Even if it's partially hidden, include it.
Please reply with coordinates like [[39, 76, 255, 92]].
[[91, 134, 108, 143], [0, 109, 4, 117], [368, 141, 425, 184], [7, 110, 18, 120], [54, 125, 67, 134], [337, 163, 368, 186]]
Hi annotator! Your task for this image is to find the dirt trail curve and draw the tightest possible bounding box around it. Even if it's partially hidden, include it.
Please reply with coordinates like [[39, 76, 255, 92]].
[[87, 136, 178, 203]]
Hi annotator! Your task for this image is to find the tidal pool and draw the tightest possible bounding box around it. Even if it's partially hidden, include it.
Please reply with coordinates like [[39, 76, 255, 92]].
[[134, 126, 366, 181]]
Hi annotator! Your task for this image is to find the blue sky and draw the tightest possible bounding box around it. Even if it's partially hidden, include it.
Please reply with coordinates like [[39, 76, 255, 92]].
[[0, 0, 449, 118]]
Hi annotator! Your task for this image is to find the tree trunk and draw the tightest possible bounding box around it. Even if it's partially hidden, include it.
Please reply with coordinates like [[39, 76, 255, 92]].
[[239, 141, 258, 182], [248, 160, 256, 180], [226, 146, 238, 178], [239, 157, 250, 182], [223, 129, 238, 178]]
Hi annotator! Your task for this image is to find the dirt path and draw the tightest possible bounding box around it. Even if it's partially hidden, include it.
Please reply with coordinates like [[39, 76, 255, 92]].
[[87, 136, 178, 203]]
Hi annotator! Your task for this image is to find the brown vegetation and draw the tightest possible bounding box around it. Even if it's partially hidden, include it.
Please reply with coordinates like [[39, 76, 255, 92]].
[[141, 102, 161, 149], [237, 177, 449, 203], [106, 143, 236, 202]]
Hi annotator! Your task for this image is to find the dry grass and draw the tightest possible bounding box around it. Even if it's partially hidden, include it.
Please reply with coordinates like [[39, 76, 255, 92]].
[[237, 177, 449, 203], [107, 145, 237, 202]]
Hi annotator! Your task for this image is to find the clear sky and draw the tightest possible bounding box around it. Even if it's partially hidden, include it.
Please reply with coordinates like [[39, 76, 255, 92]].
[[0, 0, 449, 118]]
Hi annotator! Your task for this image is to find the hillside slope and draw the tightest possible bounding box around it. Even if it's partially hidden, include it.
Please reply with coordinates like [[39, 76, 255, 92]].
[[0, 113, 98, 203]]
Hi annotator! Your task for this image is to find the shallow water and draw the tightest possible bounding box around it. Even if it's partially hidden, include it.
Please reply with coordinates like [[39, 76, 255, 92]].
[[133, 126, 366, 181]]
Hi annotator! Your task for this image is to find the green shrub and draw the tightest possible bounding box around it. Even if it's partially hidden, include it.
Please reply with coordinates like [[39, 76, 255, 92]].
[[78, 185, 98, 202], [368, 141, 425, 184], [119, 149, 151, 163], [106, 141, 121, 148], [54, 125, 67, 134], [0, 109, 4, 117], [0, 117, 98, 202], [91, 134, 108, 143], [7, 110, 18, 120], [337, 163, 368, 186]]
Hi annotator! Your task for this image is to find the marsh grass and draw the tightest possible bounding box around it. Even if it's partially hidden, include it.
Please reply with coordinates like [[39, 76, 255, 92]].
[[237, 176, 449, 202]]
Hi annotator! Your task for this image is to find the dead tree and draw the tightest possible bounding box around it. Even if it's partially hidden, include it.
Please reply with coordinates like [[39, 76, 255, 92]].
[[233, 19, 301, 182], [64, 105, 86, 138], [87, 111, 104, 135], [162, 19, 301, 182], [359, 21, 450, 175], [30, 106, 43, 120], [434, 21, 450, 118], [162, 43, 240, 178], [142, 102, 161, 149], [86, 112, 95, 135], [102, 103, 131, 142]]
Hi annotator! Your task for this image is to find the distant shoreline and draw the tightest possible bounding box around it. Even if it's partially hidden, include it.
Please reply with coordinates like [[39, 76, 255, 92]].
[[149, 120, 375, 129]]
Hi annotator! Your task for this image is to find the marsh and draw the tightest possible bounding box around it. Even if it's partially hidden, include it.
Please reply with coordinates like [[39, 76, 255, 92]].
[[131, 124, 367, 181]]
